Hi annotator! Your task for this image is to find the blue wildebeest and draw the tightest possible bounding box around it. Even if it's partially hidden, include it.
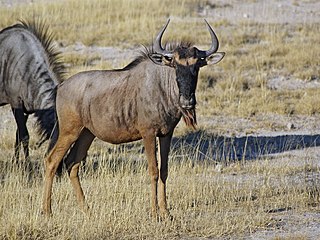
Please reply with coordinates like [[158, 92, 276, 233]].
[[0, 20, 64, 162], [42, 19, 224, 218]]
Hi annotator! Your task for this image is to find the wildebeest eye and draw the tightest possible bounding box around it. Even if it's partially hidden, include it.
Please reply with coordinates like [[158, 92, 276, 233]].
[[200, 57, 205, 60], [164, 56, 172, 61]]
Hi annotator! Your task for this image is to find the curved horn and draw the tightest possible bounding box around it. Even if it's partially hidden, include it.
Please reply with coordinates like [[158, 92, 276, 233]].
[[153, 19, 172, 55], [203, 19, 219, 57]]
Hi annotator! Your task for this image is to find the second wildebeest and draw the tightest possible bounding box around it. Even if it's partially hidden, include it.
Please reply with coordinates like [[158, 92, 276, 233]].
[[42, 19, 224, 218], [0, 20, 65, 162]]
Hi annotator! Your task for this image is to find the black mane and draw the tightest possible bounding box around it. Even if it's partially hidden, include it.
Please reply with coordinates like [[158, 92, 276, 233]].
[[16, 19, 66, 83]]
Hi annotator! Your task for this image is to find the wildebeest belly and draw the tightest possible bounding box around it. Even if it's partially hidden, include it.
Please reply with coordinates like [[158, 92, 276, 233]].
[[83, 104, 142, 144], [88, 124, 142, 144]]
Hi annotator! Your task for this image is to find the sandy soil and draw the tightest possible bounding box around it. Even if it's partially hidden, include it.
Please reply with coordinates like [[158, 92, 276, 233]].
[[200, 0, 320, 24]]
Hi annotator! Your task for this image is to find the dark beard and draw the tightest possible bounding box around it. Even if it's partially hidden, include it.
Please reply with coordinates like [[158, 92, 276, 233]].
[[181, 108, 197, 130]]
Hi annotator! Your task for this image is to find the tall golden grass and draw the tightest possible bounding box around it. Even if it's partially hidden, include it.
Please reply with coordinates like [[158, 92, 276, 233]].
[[0, 0, 203, 46], [1, 131, 319, 239], [0, 0, 320, 239]]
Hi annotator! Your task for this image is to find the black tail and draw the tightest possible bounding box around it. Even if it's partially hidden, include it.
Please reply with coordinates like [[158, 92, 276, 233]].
[[34, 87, 64, 176], [34, 107, 57, 145], [34, 86, 58, 146]]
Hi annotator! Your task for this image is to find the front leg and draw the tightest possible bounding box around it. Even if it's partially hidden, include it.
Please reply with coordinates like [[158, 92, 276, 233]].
[[142, 132, 158, 218], [158, 131, 173, 219]]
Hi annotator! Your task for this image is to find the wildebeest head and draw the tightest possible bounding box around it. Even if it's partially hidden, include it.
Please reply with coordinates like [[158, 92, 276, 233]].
[[150, 19, 225, 112]]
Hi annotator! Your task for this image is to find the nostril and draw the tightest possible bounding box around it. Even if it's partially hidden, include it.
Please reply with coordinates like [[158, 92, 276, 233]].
[[189, 96, 196, 106], [179, 95, 196, 108]]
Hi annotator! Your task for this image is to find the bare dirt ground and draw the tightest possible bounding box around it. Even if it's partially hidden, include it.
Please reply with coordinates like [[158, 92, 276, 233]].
[[1, 0, 320, 239], [199, 0, 320, 24]]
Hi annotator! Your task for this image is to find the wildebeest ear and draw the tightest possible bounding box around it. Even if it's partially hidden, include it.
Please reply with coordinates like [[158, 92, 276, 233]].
[[149, 53, 174, 67], [206, 52, 225, 65]]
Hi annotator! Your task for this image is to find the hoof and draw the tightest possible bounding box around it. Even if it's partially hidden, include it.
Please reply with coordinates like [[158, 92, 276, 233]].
[[160, 209, 173, 221], [40, 209, 52, 217]]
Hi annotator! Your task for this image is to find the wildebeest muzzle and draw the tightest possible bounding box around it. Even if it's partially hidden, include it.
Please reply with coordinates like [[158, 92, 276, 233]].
[[179, 93, 196, 110]]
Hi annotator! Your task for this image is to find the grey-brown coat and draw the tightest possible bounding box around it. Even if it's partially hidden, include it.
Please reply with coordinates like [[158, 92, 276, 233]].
[[42, 19, 224, 218], [0, 20, 64, 162]]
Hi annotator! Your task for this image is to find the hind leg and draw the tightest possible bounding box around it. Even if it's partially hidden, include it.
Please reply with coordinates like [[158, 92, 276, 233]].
[[64, 128, 95, 213], [12, 108, 29, 162], [42, 124, 83, 216]]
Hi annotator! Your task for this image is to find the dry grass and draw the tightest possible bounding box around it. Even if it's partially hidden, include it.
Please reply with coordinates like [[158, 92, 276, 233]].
[[198, 22, 320, 118], [1, 110, 320, 239], [0, 0, 203, 46], [1, 133, 320, 239], [1, 0, 320, 239]]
